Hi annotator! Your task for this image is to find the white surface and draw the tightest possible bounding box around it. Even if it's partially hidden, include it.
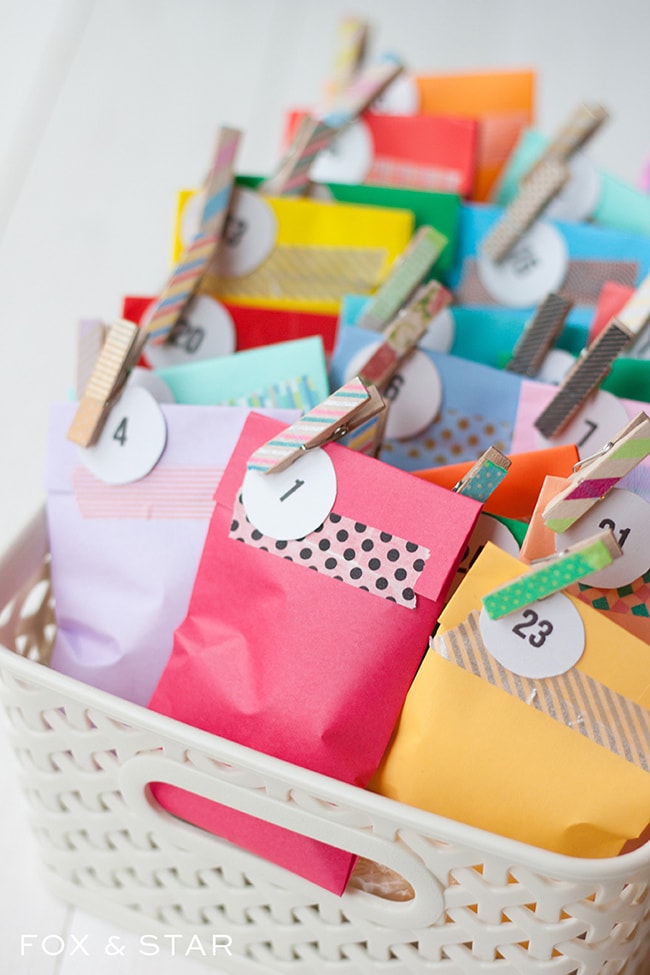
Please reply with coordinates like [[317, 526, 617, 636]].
[[1, 1, 650, 972]]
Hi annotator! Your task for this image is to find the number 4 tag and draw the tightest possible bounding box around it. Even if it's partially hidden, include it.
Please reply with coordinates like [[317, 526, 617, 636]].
[[79, 386, 167, 485]]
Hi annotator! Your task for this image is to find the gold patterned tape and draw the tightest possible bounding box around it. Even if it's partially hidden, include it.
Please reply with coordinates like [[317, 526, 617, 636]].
[[201, 245, 387, 305], [432, 609, 650, 772]]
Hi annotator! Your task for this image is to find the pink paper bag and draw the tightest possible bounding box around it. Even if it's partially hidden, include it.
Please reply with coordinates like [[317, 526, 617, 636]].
[[148, 411, 481, 893]]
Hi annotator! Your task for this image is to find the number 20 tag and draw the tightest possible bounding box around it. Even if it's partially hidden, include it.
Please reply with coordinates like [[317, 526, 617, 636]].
[[78, 386, 168, 485], [479, 591, 585, 678]]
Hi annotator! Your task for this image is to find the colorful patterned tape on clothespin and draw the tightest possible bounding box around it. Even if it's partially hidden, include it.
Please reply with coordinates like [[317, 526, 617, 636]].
[[618, 269, 650, 348], [67, 319, 145, 447], [324, 16, 369, 104], [482, 529, 622, 620], [144, 127, 241, 344], [357, 226, 448, 332], [453, 446, 512, 504], [533, 319, 633, 438], [247, 377, 385, 474], [481, 158, 570, 264], [320, 57, 404, 128], [358, 280, 451, 391], [261, 115, 339, 197], [542, 412, 650, 532], [524, 103, 609, 182], [505, 292, 573, 377]]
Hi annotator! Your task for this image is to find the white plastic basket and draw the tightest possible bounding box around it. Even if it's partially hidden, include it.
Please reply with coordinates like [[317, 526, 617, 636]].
[[1, 509, 649, 975]]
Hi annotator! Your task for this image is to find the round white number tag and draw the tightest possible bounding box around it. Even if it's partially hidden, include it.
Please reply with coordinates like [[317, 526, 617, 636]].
[[209, 187, 277, 278], [241, 448, 337, 540], [127, 367, 175, 403], [554, 488, 650, 588], [535, 348, 575, 385], [479, 592, 585, 679], [310, 119, 373, 185], [477, 221, 569, 308], [544, 152, 601, 223], [418, 307, 455, 353], [143, 295, 236, 368], [344, 345, 442, 439], [535, 390, 629, 459], [79, 386, 167, 485], [448, 514, 520, 598], [369, 72, 420, 115]]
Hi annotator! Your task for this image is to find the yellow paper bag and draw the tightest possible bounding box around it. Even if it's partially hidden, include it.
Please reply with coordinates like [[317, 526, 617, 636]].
[[176, 186, 414, 315], [371, 542, 650, 859]]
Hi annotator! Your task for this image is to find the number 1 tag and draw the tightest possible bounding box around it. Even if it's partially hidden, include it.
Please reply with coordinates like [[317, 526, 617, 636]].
[[241, 448, 337, 540], [78, 386, 167, 485], [479, 592, 585, 678]]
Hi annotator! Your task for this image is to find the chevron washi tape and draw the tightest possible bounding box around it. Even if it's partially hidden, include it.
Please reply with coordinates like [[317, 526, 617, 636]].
[[481, 158, 570, 264], [543, 412, 650, 532], [356, 226, 448, 331], [533, 319, 633, 439], [505, 292, 573, 377], [145, 127, 241, 344], [434, 609, 649, 771], [482, 530, 621, 620], [247, 377, 382, 474]]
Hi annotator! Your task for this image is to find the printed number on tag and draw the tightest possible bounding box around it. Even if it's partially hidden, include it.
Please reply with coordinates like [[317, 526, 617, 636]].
[[535, 390, 629, 459], [143, 295, 236, 368], [209, 188, 277, 278], [477, 222, 569, 308], [78, 386, 167, 485], [554, 488, 650, 588], [241, 448, 337, 540], [479, 592, 585, 678]]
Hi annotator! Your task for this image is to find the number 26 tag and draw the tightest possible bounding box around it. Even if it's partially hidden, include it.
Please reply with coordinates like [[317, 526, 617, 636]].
[[479, 591, 585, 678], [78, 386, 167, 485]]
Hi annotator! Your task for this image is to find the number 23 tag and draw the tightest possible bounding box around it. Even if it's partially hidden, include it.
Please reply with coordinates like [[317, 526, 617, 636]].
[[78, 386, 168, 485], [479, 591, 585, 678]]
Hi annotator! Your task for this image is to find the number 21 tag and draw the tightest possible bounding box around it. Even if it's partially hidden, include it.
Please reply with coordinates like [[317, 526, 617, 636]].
[[78, 386, 167, 485]]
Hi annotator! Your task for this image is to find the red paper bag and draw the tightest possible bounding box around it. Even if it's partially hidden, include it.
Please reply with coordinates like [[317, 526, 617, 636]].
[[148, 411, 481, 893]]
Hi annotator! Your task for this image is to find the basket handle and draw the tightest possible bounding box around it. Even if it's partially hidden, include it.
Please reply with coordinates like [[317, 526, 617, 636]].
[[120, 753, 444, 929]]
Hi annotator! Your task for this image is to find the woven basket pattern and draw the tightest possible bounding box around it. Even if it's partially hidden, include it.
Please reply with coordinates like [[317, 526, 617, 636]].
[[0, 541, 649, 974]]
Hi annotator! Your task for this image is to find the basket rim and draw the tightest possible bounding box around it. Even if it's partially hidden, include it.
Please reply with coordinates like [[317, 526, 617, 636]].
[[2, 638, 650, 885]]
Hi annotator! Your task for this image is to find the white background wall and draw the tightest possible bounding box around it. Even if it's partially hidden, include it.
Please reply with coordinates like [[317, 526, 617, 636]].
[[0, 1, 649, 971]]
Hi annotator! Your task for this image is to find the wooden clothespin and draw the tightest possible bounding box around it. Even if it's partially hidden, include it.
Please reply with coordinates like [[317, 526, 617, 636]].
[[534, 269, 650, 437], [260, 115, 339, 197], [505, 292, 573, 377], [323, 16, 369, 105], [67, 319, 146, 447], [357, 226, 448, 332], [452, 447, 512, 504], [523, 103, 609, 182], [247, 377, 386, 474], [76, 319, 108, 398], [358, 279, 451, 391], [482, 529, 622, 620], [320, 56, 404, 129], [144, 126, 241, 344], [480, 158, 570, 264], [542, 412, 650, 532], [534, 320, 633, 439]]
